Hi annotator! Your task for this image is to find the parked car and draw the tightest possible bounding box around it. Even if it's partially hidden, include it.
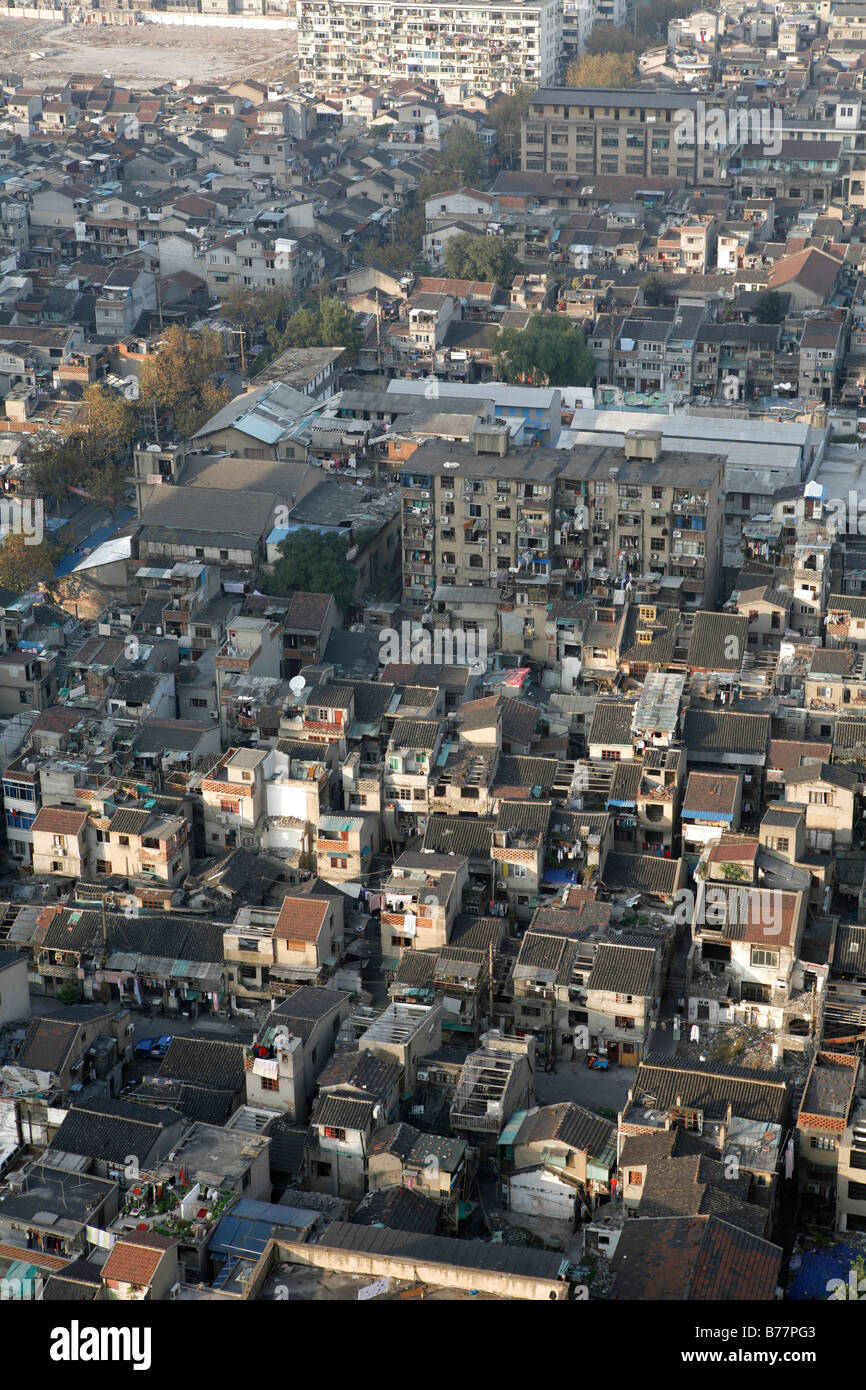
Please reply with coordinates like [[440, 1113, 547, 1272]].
[[152, 1035, 173, 1058], [134, 1037, 159, 1058]]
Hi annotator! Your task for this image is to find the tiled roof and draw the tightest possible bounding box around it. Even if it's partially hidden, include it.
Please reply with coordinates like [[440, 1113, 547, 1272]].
[[285, 591, 334, 632], [588, 942, 656, 996], [588, 700, 635, 746], [682, 772, 741, 816], [351, 1185, 439, 1234], [683, 709, 770, 757], [686, 612, 748, 672], [50, 1099, 182, 1163], [157, 1036, 246, 1092], [17, 1017, 80, 1074], [273, 985, 348, 1022], [609, 1216, 782, 1300], [423, 814, 494, 858], [833, 924, 866, 977], [493, 755, 557, 790], [600, 852, 683, 896], [108, 808, 151, 836], [102, 1232, 176, 1287], [389, 718, 440, 750], [520, 1102, 614, 1159], [628, 1056, 790, 1124], [31, 807, 88, 836], [274, 896, 329, 942], [767, 738, 831, 770], [311, 1092, 377, 1130]]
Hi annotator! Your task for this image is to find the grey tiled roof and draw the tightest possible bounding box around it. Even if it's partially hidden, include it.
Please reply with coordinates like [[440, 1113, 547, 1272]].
[[588, 942, 656, 997]]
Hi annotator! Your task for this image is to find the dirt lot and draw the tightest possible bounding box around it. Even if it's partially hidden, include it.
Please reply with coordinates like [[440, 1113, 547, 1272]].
[[0, 17, 297, 86]]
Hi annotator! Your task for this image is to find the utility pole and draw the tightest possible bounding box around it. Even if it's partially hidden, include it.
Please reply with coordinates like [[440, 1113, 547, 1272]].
[[488, 938, 494, 1029]]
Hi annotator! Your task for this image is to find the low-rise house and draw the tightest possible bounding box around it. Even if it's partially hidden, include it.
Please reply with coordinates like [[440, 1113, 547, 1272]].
[[449, 1032, 535, 1150], [100, 1232, 179, 1301], [242, 987, 352, 1119], [503, 1102, 616, 1203], [586, 941, 662, 1066], [367, 1123, 467, 1218], [797, 1051, 860, 1228]]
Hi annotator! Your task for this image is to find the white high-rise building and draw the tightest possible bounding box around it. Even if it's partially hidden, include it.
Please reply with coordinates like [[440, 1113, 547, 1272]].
[[561, 0, 595, 68], [295, 0, 562, 94]]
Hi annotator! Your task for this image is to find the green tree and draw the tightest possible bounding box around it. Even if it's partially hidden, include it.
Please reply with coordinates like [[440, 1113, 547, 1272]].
[[56, 982, 83, 1006], [437, 125, 487, 186], [489, 314, 596, 387], [79, 384, 138, 465], [265, 530, 358, 611], [443, 232, 523, 286], [487, 86, 532, 170], [361, 201, 429, 276], [265, 297, 361, 360], [221, 284, 296, 335], [641, 272, 667, 306], [584, 23, 642, 55], [138, 325, 229, 436], [0, 532, 59, 591], [566, 51, 638, 87], [754, 289, 783, 324]]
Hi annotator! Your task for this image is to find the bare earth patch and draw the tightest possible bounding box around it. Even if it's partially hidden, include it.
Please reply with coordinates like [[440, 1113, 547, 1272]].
[[0, 18, 296, 86]]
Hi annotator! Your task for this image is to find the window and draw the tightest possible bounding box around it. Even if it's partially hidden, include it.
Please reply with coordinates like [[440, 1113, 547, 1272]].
[[220, 800, 240, 814], [260, 1076, 279, 1092], [330, 857, 348, 869], [808, 790, 834, 806], [750, 948, 779, 968], [628, 1170, 643, 1186], [811, 1136, 837, 1151], [323, 1126, 346, 1141], [601, 749, 621, 761]]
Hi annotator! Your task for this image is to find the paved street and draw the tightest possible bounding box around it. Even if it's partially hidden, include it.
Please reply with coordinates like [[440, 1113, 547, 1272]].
[[534, 1058, 636, 1115]]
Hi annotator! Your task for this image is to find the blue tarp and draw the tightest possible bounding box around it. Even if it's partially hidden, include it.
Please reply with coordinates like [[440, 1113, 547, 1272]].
[[54, 508, 136, 578], [786, 1243, 863, 1300], [542, 868, 579, 884]]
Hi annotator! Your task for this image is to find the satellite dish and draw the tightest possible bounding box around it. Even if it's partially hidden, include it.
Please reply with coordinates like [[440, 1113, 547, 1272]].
[[289, 676, 306, 696]]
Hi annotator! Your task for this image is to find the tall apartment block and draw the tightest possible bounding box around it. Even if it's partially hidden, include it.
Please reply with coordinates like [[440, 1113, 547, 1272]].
[[400, 428, 725, 612], [522, 88, 732, 185], [296, 0, 561, 92]]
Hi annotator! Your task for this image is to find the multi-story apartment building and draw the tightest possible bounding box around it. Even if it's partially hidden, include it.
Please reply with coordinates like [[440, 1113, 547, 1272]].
[[592, 305, 706, 396], [202, 746, 268, 852], [205, 233, 313, 298], [296, 0, 561, 94], [522, 87, 731, 185], [400, 428, 725, 612]]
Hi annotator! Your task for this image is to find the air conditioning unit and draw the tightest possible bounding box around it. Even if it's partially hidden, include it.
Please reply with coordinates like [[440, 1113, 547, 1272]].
[[650, 500, 661, 510], [443, 489, 454, 499], [673, 503, 683, 513], [497, 879, 508, 891]]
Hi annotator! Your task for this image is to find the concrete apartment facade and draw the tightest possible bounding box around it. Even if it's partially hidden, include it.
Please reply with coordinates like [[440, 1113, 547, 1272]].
[[522, 87, 732, 185], [297, 0, 561, 93]]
